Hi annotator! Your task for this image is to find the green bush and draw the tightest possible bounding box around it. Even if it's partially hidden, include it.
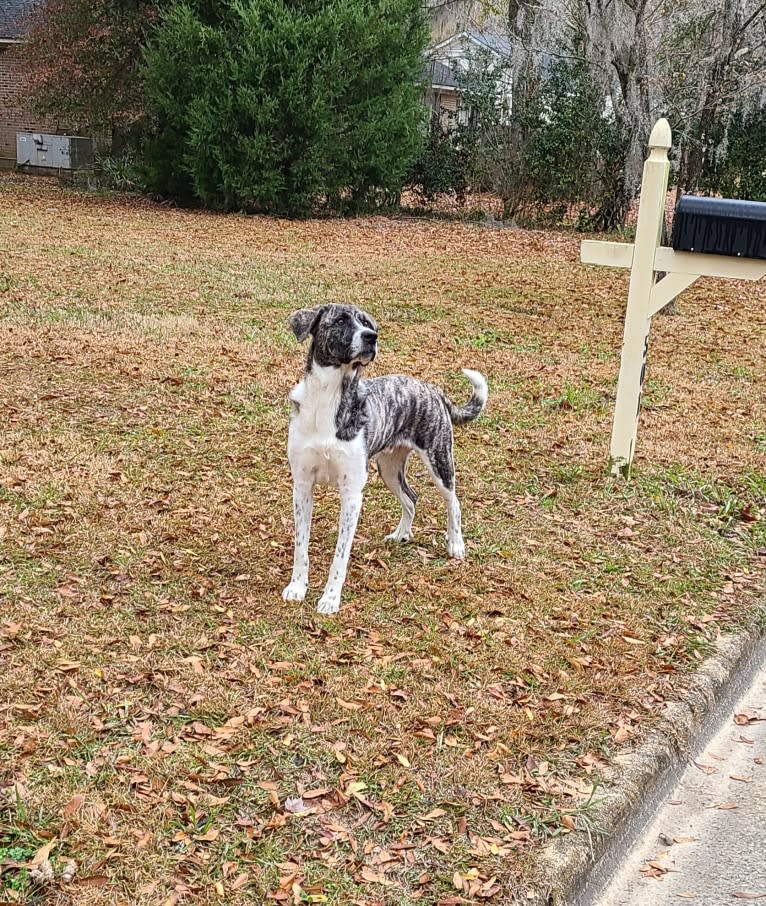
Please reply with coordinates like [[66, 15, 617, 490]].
[[453, 50, 538, 221], [407, 110, 468, 203], [142, 0, 428, 215], [97, 152, 148, 192], [704, 104, 766, 201], [406, 55, 627, 227], [525, 60, 626, 227]]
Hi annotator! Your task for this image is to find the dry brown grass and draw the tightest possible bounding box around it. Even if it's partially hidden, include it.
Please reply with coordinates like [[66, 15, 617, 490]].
[[0, 173, 764, 905]]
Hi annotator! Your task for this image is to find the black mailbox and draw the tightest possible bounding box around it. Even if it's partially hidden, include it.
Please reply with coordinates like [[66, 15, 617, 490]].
[[671, 196, 766, 260]]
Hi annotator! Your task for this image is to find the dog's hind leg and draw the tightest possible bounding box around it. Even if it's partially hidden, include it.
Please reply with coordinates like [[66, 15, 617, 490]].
[[421, 446, 465, 560], [377, 448, 417, 542], [283, 479, 314, 602]]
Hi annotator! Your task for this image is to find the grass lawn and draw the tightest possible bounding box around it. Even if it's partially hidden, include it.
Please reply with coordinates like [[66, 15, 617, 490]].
[[0, 174, 764, 905]]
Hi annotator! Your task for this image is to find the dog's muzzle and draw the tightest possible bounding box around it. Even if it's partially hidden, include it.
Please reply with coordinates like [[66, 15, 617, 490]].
[[358, 329, 378, 364]]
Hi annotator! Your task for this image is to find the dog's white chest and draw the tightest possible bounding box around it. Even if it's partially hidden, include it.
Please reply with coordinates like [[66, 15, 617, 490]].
[[287, 375, 367, 489]]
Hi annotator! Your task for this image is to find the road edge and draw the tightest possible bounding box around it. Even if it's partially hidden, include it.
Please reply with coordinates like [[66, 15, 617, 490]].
[[524, 624, 766, 906]]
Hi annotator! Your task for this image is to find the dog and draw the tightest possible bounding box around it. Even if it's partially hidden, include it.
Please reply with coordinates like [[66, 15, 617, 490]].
[[282, 303, 488, 614]]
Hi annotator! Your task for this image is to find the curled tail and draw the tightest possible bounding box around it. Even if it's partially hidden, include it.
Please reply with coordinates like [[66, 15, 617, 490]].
[[447, 369, 488, 426]]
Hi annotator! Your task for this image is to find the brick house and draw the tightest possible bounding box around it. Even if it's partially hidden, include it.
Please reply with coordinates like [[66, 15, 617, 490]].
[[0, 0, 58, 167]]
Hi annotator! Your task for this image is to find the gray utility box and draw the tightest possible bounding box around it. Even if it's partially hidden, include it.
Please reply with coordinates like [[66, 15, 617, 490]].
[[16, 133, 94, 169]]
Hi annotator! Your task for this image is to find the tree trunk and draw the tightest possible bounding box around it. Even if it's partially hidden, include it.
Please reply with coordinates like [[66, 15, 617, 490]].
[[583, 0, 656, 227]]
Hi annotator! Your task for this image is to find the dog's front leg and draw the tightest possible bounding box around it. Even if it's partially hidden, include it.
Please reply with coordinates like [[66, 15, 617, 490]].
[[283, 479, 314, 602], [316, 490, 363, 615]]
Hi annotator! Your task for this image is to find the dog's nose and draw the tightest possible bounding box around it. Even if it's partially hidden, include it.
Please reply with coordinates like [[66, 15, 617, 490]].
[[362, 329, 377, 344]]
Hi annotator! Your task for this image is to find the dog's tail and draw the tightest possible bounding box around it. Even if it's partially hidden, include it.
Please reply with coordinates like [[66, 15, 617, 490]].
[[447, 369, 488, 426]]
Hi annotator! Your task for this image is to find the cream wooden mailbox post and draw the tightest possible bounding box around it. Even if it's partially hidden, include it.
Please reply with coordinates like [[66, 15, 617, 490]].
[[581, 118, 766, 478]]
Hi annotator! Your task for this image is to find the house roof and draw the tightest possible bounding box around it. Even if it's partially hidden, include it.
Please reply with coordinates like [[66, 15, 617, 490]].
[[0, 0, 35, 40], [468, 31, 511, 57], [431, 29, 512, 60], [424, 60, 459, 91]]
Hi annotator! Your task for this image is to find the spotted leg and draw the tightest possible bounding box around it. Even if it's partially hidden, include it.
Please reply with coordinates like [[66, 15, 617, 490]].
[[316, 489, 363, 615], [282, 479, 313, 601], [422, 447, 465, 560]]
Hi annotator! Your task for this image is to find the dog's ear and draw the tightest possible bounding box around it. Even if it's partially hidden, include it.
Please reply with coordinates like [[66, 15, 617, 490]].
[[288, 306, 326, 343]]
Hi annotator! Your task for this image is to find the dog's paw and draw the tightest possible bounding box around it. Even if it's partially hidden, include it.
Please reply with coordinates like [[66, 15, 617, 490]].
[[447, 538, 465, 560], [316, 594, 340, 616], [385, 529, 413, 543], [282, 581, 307, 602]]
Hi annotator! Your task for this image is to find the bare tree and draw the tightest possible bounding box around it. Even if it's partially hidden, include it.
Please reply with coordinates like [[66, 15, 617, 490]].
[[585, 0, 663, 224], [660, 0, 766, 198], [514, 0, 764, 216], [425, 0, 765, 224]]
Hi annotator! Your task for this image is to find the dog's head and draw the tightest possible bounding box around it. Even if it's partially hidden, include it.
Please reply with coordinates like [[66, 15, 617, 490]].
[[288, 304, 378, 369]]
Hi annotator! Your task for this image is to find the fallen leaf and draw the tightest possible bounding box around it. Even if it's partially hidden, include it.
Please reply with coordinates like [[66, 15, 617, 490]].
[[361, 867, 387, 884], [734, 709, 763, 725], [55, 659, 81, 672], [424, 808, 447, 820], [74, 874, 109, 887], [345, 780, 367, 797], [377, 801, 395, 823], [62, 794, 85, 818], [29, 839, 57, 868]]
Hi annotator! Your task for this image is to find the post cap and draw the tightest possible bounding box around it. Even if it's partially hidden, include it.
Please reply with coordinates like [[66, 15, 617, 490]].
[[648, 119, 672, 150]]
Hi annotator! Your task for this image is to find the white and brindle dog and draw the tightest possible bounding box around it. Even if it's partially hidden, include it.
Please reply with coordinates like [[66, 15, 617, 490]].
[[282, 304, 488, 615]]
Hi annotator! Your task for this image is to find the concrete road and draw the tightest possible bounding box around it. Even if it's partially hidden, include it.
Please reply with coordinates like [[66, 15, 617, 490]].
[[593, 667, 766, 906]]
